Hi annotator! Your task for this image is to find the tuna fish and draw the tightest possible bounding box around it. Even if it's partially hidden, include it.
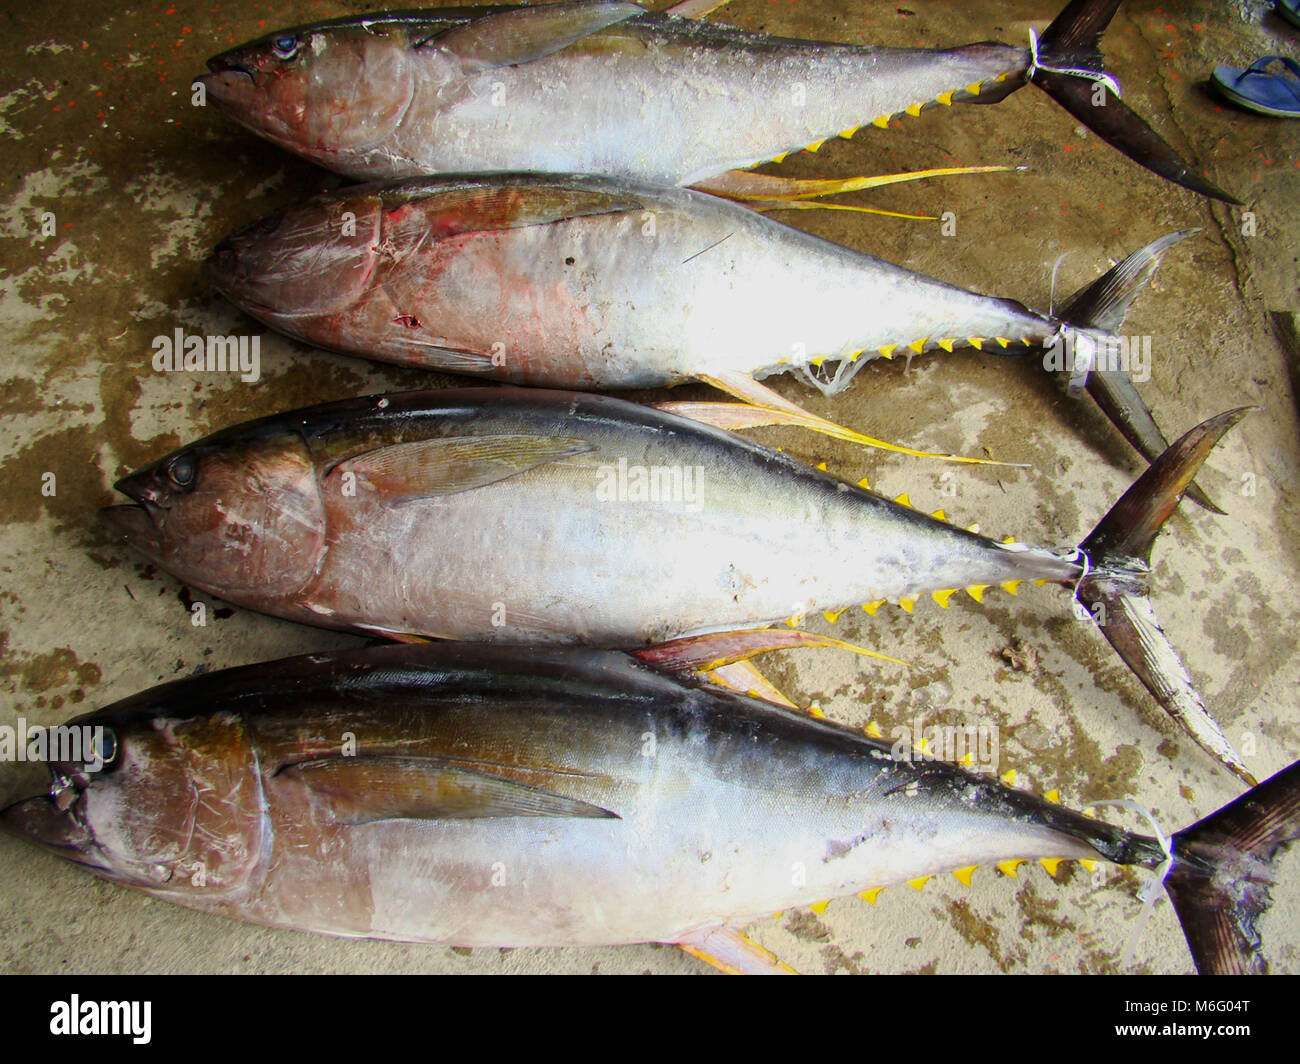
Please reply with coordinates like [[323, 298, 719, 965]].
[[2, 642, 1295, 973], [196, 0, 1236, 203], [100, 389, 1252, 779], [206, 173, 1217, 502]]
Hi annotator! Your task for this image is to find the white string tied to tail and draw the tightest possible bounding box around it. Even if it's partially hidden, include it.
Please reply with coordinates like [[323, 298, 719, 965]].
[[1027, 27, 1123, 98], [1090, 799, 1175, 969], [1063, 546, 1093, 617]]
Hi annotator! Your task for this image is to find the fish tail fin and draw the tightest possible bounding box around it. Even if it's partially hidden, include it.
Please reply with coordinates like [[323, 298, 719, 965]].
[[1053, 228, 1221, 513], [1075, 408, 1256, 783], [1167, 760, 1300, 973], [1030, 0, 1239, 203]]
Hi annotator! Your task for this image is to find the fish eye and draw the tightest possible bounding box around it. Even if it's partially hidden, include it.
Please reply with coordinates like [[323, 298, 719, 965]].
[[166, 454, 197, 490], [272, 34, 300, 60], [86, 728, 117, 772]]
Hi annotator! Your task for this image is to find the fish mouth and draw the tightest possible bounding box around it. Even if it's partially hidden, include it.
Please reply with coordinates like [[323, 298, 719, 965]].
[[0, 794, 107, 873], [99, 490, 162, 555]]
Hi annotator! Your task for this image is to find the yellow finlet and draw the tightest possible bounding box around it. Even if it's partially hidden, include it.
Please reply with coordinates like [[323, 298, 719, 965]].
[[859, 887, 883, 904], [965, 584, 989, 603], [967, 336, 984, 350], [1082, 806, 1097, 819], [1080, 858, 1098, 872], [937, 338, 955, 353], [810, 356, 824, 368], [952, 866, 976, 886], [857, 476, 870, 489], [966, 523, 981, 534], [908, 336, 928, 354], [904, 103, 923, 117], [871, 115, 890, 129], [908, 875, 932, 891], [809, 900, 830, 915], [965, 81, 983, 96], [1001, 535, 1016, 543], [785, 613, 805, 628], [1001, 769, 1017, 787], [936, 91, 955, 106], [1040, 858, 1063, 877], [1000, 580, 1021, 596], [814, 461, 828, 471], [995, 72, 1009, 82], [862, 601, 883, 616], [848, 349, 864, 361], [771, 152, 788, 164], [823, 608, 845, 624], [930, 509, 947, 521], [1044, 789, 1061, 804], [807, 705, 827, 720], [893, 492, 912, 507], [932, 588, 956, 608], [997, 859, 1024, 878], [878, 344, 896, 359], [839, 126, 858, 139], [804, 139, 825, 153], [994, 336, 1010, 348], [898, 595, 918, 614], [864, 720, 884, 739]]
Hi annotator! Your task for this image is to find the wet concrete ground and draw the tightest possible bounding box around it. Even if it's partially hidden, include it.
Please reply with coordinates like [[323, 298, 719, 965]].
[[0, 0, 1297, 974]]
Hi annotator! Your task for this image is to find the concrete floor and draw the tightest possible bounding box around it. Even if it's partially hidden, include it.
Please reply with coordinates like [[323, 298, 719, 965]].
[[0, 0, 1297, 974]]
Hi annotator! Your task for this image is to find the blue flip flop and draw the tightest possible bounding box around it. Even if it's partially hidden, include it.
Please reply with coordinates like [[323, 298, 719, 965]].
[[1212, 55, 1300, 117], [1279, 1, 1300, 32]]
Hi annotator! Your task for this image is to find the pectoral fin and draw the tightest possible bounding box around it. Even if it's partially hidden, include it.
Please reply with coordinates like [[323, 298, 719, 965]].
[[325, 434, 594, 501], [426, 1, 644, 72], [280, 756, 619, 823], [387, 184, 642, 241], [631, 627, 907, 673]]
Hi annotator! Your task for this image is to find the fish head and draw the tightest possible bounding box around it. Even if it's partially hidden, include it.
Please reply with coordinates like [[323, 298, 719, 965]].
[[206, 192, 383, 321], [1, 707, 264, 896], [101, 428, 326, 597], [199, 18, 427, 161]]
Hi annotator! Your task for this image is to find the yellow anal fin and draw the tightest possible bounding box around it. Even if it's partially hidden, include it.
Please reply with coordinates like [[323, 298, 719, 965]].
[[693, 165, 1016, 204], [754, 200, 936, 221], [665, 373, 1016, 466], [666, 0, 733, 16], [705, 659, 797, 709], [677, 926, 798, 975]]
